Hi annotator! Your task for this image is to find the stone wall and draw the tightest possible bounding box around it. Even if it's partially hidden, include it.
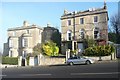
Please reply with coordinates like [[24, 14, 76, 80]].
[[84, 53, 117, 61], [39, 56, 65, 66]]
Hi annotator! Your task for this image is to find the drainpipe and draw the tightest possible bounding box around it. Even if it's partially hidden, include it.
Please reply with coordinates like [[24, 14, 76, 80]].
[[73, 11, 76, 40]]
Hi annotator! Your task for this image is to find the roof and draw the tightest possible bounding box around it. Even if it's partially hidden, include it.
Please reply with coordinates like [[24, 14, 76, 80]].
[[61, 7, 108, 20], [7, 24, 43, 31], [43, 26, 58, 31]]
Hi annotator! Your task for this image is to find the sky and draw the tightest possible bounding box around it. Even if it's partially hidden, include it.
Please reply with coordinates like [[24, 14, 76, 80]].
[[0, 1, 119, 53]]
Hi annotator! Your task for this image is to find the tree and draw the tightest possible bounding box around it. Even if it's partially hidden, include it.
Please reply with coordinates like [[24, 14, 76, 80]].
[[51, 31, 61, 53], [32, 43, 43, 57], [42, 41, 59, 56], [110, 13, 120, 44], [85, 36, 97, 48], [108, 32, 116, 43]]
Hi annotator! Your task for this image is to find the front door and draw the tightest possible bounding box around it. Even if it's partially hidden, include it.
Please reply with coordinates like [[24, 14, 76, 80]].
[[22, 58, 25, 66]]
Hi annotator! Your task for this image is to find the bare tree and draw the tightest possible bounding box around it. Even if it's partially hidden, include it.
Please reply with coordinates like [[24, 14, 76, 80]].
[[110, 12, 120, 44]]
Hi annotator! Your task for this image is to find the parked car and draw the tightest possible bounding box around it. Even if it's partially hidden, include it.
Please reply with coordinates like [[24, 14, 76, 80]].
[[66, 56, 95, 65]]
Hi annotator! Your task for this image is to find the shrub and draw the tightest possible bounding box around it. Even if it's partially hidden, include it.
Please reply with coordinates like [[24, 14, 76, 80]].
[[2, 56, 18, 65], [26, 57, 29, 65], [83, 45, 115, 56], [42, 41, 59, 56]]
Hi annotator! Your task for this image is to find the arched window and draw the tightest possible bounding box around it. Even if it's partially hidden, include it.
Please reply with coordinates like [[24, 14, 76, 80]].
[[94, 27, 99, 39], [67, 30, 72, 41], [79, 29, 85, 39]]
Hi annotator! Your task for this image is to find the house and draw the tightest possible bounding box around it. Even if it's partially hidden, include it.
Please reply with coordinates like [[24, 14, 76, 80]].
[[3, 21, 43, 57], [61, 2, 109, 54], [3, 21, 61, 57]]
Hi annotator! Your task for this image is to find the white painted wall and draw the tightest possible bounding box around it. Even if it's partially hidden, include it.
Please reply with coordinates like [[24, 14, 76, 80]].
[[29, 57, 38, 66]]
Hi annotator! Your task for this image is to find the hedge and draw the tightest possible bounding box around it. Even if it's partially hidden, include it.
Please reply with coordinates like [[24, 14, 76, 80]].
[[83, 45, 115, 56], [2, 56, 18, 65], [26, 57, 29, 65]]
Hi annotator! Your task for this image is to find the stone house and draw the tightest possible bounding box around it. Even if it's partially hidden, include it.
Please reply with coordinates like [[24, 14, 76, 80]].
[[3, 21, 43, 57], [3, 21, 61, 57], [61, 3, 109, 54]]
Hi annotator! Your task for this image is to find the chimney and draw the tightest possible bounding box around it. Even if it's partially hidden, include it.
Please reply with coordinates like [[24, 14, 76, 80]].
[[64, 9, 69, 14], [104, 0, 107, 9], [23, 21, 29, 27], [47, 23, 51, 27]]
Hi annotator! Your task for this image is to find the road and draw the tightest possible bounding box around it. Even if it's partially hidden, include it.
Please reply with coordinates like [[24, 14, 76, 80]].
[[1, 61, 119, 78]]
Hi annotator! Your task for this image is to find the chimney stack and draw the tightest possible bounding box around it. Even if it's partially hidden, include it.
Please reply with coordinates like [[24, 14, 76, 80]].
[[23, 21, 29, 27]]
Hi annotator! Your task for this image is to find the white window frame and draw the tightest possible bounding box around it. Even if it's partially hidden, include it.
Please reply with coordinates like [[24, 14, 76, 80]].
[[27, 30, 30, 34], [22, 38, 28, 47], [80, 18, 84, 24], [9, 39, 13, 48], [79, 29, 85, 39], [94, 27, 99, 39], [67, 30, 72, 41], [94, 16, 98, 23], [13, 31, 16, 36], [67, 20, 71, 26], [22, 51, 27, 58], [9, 50, 13, 57]]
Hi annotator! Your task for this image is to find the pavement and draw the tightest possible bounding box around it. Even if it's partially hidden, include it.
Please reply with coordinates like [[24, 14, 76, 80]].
[[95, 59, 118, 63], [1, 64, 18, 68], [1, 59, 119, 68]]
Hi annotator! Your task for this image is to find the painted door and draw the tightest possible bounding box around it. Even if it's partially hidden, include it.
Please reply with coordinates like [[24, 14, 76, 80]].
[[78, 43, 84, 53]]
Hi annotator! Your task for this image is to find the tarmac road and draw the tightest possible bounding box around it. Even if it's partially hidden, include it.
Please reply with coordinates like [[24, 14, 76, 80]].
[[1, 61, 119, 79]]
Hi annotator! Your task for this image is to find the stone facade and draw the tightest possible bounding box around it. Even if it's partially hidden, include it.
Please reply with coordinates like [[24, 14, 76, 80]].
[[3, 21, 43, 57], [61, 4, 109, 54]]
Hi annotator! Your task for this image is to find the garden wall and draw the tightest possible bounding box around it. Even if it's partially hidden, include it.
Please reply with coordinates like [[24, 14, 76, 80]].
[[39, 56, 65, 66], [84, 52, 117, 61]]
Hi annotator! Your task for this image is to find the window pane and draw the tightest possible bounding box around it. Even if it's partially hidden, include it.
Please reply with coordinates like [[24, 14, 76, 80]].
[[9, 39, 13, 48], [80, 18, 84, 24], [13, 31, 16, 36], [22, 51, 27, 58], [94, 16, 98, 22], [68, 20, 71, 26], [80, 29, 84, 39], [27, 30, 29, 34], [81, 32, 84, 39], [68, 33, 71, 40], [22, 38, 28, 47], [9, 51, 12, 57], [94, 31, 99, 38]]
